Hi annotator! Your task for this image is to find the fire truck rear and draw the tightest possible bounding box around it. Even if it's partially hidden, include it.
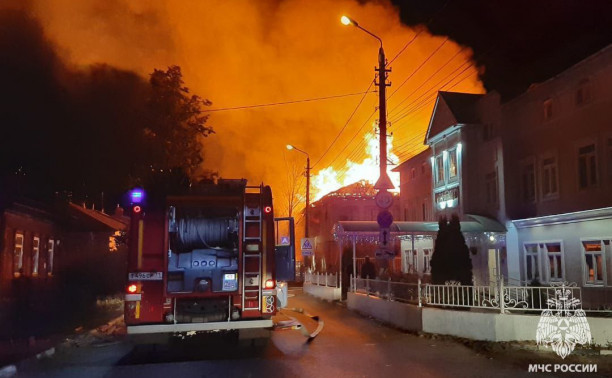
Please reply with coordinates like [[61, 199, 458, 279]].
[[124, 179, 295, 341]]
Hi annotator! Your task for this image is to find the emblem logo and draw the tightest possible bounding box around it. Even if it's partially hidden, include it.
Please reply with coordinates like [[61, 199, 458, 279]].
[[536, 283, 591, 359]]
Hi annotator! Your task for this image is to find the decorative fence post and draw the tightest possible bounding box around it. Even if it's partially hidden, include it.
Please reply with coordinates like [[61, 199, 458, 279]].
[[325, 272, 328, 287], [418, 278, 422, 307], [387, 277, 391, 301], [499, 277, 505, 314], [366, 277, 370, 296]]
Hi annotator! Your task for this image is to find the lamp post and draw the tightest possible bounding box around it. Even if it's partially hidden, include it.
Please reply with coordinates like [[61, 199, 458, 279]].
[[342, 15, 395, 277], [286, 144, 310, 238], [341, 15, 394, 190]]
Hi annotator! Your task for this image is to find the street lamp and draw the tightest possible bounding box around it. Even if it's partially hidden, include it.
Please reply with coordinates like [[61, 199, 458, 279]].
[[340, 15, 393, 190], [286, 144, 310, 238]]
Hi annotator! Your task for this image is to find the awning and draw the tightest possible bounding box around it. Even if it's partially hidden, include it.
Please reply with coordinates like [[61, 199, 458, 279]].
[[334, 214, 505, 238]]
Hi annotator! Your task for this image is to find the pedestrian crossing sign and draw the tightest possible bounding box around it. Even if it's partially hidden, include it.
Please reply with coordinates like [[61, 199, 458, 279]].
[[300, 238, 314, 256]]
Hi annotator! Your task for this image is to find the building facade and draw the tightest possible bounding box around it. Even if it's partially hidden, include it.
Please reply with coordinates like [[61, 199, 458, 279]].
[[308, 180, 400, 272], [396, 44, 612, 307]]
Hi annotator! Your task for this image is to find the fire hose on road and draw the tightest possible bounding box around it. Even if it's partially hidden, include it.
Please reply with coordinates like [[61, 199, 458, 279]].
[[273, 308, 324, 343]]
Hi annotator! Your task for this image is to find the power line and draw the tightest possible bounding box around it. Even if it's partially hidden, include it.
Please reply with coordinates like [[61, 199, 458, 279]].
[[202, 91, 374, 112], [312, 80, 375, 169], [387, 29, 424, 66], [389, 60, 474, 124], [319, 109, 377, 172], [386, 0, 450, 66], [388, 46, 465, 120], [387, 38, 449, 101]]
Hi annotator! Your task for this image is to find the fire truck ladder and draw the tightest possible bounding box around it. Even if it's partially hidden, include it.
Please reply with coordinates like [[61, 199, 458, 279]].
[[242, 185, 263, 312]]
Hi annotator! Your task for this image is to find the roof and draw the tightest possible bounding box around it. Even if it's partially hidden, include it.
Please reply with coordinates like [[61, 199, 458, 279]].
[[67, 203, 129, 232], [312, 180, 379, 206], [425, 91, 485, 144], [439, 91, 484, 124], [334, 214, 506, 238]]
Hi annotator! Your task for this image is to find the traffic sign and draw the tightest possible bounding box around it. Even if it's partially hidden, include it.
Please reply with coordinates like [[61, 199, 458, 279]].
[[280, 236, 290, 245], [374, 248, 395, 259], [379, 228, 390, 246], [300, 238, 315, 257], [377, 210, 393, 228]]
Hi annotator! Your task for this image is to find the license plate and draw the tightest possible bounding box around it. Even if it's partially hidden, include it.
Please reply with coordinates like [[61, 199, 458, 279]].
[[128, 272, 163, 281]]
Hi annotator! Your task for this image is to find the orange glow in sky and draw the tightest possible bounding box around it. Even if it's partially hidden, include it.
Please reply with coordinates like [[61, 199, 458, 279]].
[[29, 0, 485, 218]]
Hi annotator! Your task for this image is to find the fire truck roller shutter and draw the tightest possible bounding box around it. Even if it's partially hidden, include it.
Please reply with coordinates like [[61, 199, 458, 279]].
[[176, 218, 238, 250]]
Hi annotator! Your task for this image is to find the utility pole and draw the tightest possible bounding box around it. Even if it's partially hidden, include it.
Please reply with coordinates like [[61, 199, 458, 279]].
[[305, 156, 310, 238], [374, 45, 394, 190]]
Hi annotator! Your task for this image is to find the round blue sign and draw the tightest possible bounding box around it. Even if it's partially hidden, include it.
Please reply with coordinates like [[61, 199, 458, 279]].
[[377, 210, 393, 228]]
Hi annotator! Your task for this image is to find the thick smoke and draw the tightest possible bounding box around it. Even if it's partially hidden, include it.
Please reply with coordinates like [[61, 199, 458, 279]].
[[6, 0, 484, 214]]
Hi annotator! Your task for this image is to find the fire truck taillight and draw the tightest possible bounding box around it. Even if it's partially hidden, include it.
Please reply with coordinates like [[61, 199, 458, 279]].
[[127, 284, 138, 293], [264, 206, 272, 214], [133, 205, 142, 213], [265, 279, 275, 289]]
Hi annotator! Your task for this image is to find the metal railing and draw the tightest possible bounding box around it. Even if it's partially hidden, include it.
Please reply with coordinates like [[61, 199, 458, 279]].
[[350, 277, 608, 314], [305, 272, 338, 288], [353, 277, 420, 304]]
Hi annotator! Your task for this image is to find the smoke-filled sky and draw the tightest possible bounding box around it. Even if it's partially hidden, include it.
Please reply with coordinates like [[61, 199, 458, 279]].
[[4, 0, 609, 216], [18, 0, 483, 208]]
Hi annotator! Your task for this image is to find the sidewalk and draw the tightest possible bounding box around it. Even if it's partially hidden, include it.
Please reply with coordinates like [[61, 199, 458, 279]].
[[0, 298, 123, 368]]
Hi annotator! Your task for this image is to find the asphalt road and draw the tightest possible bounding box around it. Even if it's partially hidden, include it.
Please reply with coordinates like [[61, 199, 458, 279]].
[[13, 288, 578, 377]]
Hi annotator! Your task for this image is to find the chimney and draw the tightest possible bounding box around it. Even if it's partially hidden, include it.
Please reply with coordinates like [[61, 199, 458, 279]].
[[114, 204, 125, 218]]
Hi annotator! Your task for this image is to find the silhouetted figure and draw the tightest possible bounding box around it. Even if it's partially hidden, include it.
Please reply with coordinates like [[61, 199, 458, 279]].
[[360, 256, 376, 279]]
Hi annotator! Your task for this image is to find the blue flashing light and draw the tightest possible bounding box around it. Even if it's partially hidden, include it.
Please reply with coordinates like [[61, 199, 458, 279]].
[[130, 188, 145, 204]]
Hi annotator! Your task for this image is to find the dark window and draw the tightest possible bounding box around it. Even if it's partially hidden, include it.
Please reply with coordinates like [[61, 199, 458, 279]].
[[521, 162, 536, 202], [578, 144, 597, 189]]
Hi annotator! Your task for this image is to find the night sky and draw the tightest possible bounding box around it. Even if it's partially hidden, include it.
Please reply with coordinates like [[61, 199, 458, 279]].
[[392, 0, 612, 100]]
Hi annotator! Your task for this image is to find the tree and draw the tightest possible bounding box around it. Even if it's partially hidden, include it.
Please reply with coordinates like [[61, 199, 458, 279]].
[[278, 153, 304, 218], [430, 214, 473, 285], [145, 66, 214, 178]]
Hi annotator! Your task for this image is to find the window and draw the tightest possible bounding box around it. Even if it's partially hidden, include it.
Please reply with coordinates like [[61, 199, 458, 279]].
[[541, 155, 559, 198], [520, 161, 536, 202], [435, 155, 444, 185], [523, 242, 564, 283], [524, 244, 540, 282], [485, 171, 498, 205], [578, 143, 598, 189], [448, 149, 458, 180], [544, 242, 563, 282], [575, 79, 591, 106], [48, 239, 55, 276], [543, 99, 553, 121], [582, 240, 605, 285], [423, 249, 432, 274], [14, 232, 24, 277], [32, 236, 40, 276], [409, 250, 418, 273]]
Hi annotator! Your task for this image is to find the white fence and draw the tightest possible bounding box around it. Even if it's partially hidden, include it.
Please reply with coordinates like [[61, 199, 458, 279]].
[[305, 272, 338, 288], [352, 277, 609, 314]]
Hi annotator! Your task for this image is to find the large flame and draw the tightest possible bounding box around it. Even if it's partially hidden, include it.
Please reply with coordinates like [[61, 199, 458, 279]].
[[25, 0, 485, 216], [311, 124, 400, 201]]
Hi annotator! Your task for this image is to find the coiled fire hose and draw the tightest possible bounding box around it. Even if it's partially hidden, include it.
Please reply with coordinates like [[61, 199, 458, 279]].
[[274, 307, 324, 343]]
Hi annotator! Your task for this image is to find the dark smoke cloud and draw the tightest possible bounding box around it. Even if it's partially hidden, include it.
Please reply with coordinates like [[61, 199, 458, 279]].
[[0, 8, 152, 206]]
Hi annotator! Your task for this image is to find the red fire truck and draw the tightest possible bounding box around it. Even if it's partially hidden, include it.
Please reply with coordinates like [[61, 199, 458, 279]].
[[124, 179, 295, 341]]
